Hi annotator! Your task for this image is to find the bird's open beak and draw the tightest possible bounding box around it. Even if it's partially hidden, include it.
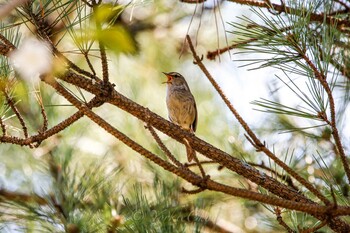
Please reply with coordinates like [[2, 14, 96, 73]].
[[162, 72, 172, 84]]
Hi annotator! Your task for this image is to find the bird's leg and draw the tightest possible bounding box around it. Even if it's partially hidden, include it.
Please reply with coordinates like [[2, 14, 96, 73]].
[[183, 137, 195, 162], [183, 137, 207, 179]]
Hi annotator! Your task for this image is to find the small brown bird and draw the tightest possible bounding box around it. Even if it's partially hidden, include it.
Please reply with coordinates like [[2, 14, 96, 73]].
[[163, 72, 197, 161]]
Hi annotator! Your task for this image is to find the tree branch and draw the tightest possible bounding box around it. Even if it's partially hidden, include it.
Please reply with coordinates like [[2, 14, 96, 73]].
[[186, 34, 330, 206], [0, 97, 103, 146], [207, 26, 293, 60], [58, 70, 310, 204], [275, 207, 295, 233], [41, 74, 350, 218], [299, 51, 350, 185], [3, 90, 29, 139], [146, 123, 184, 168], [225, 0, 350, 31], [0, 188, 48, 205]]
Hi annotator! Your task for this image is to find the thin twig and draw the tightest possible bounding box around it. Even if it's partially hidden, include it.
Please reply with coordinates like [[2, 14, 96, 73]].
[[93, 5, 109, 84], [207, 26, 293, 60], [83, 51, 96, 76], [207, 38, 257, 60], [0, 97, 103, 146], [146, 123, 183, 168], [185, 213, 234, 233], [35, 91, 48, 133], [11, 6, 98, 81], [299, 51, 350, 185], [191, 150, 207, 178], [334, 0, 350, 10], [54, 49, 97, 80], [82, 0, 94, 7], [186, 34, 331, 205], [0, 115, 6, 136], [300, 220, 328, 233], [186, 160, 216, 167], [275, 207, 296, 233], [4, 91, 29, 139]]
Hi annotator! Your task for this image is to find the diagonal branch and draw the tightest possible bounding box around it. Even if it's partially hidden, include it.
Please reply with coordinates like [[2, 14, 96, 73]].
[[275, 207, 295, 233], [186, 34, 330, 205], [207, 26, 293, 60], [299, 52, 350, 185], [0, 97, 103, 146], [207, 38, 258, 60], [55, 71, 350, 231], [58, 71, 309, 204], [300, 219, 328, 233], [35, 91, 48, 133], [40, 75, 350, 218], [146, 123, 184, 168], [3, 90, 29, 139]]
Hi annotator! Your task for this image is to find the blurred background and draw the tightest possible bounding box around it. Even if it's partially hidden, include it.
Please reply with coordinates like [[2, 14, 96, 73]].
[[1, 0, 349, 232]]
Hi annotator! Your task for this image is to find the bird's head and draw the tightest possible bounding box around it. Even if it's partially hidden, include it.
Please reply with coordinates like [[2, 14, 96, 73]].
[[162, 72, 187, 86]]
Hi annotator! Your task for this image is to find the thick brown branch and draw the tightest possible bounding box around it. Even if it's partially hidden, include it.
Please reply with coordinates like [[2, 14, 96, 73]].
[[55, 71, 350, 231], [43, 75, 350, 218], [58, 71, 308, 204]]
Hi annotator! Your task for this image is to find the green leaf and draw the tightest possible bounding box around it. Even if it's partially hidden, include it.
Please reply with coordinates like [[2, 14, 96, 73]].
[[93, 4, 125, 25], [96, 25, 137, 54]]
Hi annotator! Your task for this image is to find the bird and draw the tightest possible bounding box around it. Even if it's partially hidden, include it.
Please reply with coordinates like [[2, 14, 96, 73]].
[[163, 72, 197, 162]]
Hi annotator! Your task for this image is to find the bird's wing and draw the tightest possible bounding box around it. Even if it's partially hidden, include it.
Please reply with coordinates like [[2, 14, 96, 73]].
[[192, 99, 198, 132]]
